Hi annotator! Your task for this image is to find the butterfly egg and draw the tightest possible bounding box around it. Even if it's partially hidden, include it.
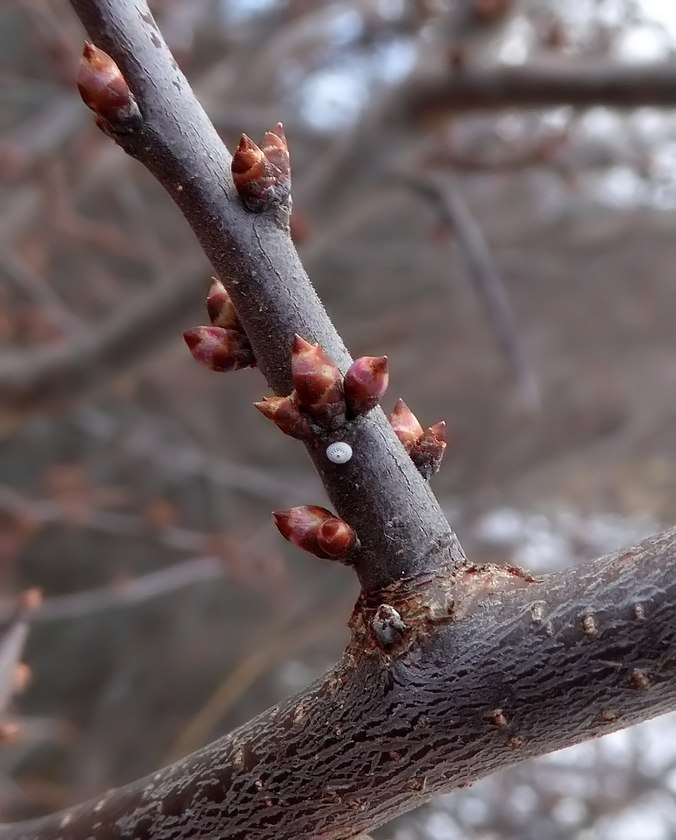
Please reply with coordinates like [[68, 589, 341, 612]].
[[326, 441, 353, 464]]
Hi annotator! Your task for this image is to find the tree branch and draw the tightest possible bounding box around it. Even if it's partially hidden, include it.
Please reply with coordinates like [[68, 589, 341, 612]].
[[401, 61, 676, 116], [3, 527, 675, 839], [63, 0, 463, 599], [2, 3, 674, 839]]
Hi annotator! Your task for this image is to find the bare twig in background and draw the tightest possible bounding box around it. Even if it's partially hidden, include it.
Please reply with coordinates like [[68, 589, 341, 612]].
[[4, 557, 226, 624], [399, 170, 539, 409], [0, 262, 203, 434], [401, 61, 676, 117]]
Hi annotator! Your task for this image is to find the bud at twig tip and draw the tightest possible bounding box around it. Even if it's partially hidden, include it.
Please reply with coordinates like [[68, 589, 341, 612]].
[[77, 42, 139, 123], [428, 420, 447, 444]]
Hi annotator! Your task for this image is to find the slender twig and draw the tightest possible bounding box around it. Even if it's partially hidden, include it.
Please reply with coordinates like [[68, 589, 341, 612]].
[[0, 260, 203, 435], [65, 0, 464, 598], [401, 61, 676, 116], [399, 170, 539, 409], [11, 556, 226, 624]]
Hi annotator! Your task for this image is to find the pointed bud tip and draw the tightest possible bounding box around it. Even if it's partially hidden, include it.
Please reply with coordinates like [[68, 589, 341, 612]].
[[206, 278, 241, 330], [429, 420, 447, 443], [292, 334, 316, 354], [254, 395, 312, 440], [183, 328, 201, 350], [183, 326, 254, 372], [344, 355, 390, 417], [291, 337, 345, 428], [208, 276, 225, 295], [272, 510, 287, 526], [232, 135, 263, 172], [77, 42, 137, 122], [388, 398, 424, 449]]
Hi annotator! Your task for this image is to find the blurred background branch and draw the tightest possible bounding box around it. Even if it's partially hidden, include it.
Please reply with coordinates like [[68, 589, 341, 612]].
[[2, 0, 676, 836]]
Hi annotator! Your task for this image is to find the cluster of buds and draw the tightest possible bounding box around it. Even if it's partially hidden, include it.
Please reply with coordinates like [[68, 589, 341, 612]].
[[255, 335, 389, 439], [231, 123, 291, 215], [388, 399, 447, 480], [273, 506, 358, 562], [77, 43, 140, 127], [183, 277, 255, 372]]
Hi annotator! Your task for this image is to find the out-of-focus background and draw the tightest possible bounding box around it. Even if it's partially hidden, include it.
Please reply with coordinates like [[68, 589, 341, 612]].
[[1, 0, 676, 836]]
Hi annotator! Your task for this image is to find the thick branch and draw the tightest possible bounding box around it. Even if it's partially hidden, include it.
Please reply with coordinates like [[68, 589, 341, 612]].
[[3, 527, 675, 839], [65, 0, 463, 597], [401, 61, 676, 116]]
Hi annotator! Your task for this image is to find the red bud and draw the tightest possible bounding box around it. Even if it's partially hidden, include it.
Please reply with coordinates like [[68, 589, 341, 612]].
[[183, 326, 255, 372], [206, 277, 242, 332], [291, 335, 345, 429], [254, 395, 313, 441], [428, 420, 447, 444], [410, 424, 447, 480], [316, 516, 358, 558], [344, 356, 389, 418], [231, 125, 291, 213], [388, 399, 423, 452], [273, 506, 357, 561], [77, 43, 139, 123], [260, 122, 290, 193]]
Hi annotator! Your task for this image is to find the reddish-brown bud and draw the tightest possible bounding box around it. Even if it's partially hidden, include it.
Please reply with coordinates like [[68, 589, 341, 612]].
[[388, 398, 424, 452], [273, 506, 357, 561], [77, 43, 139, 123], [231, 124, 291, 213], [206, 277, 242, 332], [260, 122, 290, 191], [344, 355, 389, 418], [183, 326, 255, 372], [291, 335, 345, 429], [428, 420, 447, 444], [410, 423, 447, 480], [254, 395, 313, 441]]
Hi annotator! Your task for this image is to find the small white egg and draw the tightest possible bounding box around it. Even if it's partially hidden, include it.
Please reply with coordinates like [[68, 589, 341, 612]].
[[326, 441, 353, 464]]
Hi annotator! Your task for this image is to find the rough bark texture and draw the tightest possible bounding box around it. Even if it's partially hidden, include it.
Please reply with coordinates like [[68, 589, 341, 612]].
[[2, 3, 674, 839], [3, 528, 675, 839]]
